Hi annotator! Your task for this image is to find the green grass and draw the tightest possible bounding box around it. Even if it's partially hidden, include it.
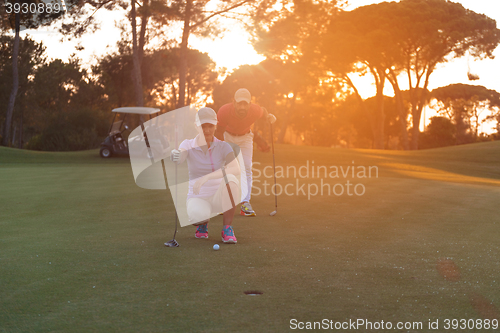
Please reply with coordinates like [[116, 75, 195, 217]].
[[1, 142, 500, 332]]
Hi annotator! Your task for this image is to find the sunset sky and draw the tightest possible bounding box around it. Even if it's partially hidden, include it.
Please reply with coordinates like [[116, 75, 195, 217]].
[[17, 0, 500, 132]]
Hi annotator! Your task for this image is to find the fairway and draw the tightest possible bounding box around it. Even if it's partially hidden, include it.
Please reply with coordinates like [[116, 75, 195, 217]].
[[1, 142, 500, 332]]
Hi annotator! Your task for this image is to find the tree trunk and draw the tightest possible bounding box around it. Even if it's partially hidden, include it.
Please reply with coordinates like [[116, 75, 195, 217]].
[[395, 90, 409, 150], [12, 123, 17, 147], [2, 10, 20, 147], [454, 107, 468, 145], [473, 106, 479, 140], [372, 68, 385, 150], [177, 0, 192, 108], [18, 107, 23, 149], [374, 90, 385, 149], [388, 71, 409, 150], [410, 65, 433, 150], [138, 0, 149, 65], [410, 104, 420, 150], [410, 91, 429, 149], [277, 93, 296, 143], [186, 78, 191, 105], [345, 75, 376, 147], [131, 0, 144, 108], [171, 84, 177, 107]]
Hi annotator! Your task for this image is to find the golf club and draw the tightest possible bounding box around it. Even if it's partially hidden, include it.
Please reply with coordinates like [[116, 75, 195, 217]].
[[270, 121, 278, 216], [164, 124, 179, 247], [221, 165, 236, 209]]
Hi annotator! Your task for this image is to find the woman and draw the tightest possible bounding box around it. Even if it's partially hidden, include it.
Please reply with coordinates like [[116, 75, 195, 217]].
[[170, 107, 241, 243]]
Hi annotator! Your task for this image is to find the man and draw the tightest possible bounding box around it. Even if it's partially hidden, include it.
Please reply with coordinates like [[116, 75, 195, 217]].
[[216, 88, 276, 216]]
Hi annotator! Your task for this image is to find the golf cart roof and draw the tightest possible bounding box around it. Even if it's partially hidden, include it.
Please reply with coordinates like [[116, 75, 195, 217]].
[[112, 107, 161, 115]]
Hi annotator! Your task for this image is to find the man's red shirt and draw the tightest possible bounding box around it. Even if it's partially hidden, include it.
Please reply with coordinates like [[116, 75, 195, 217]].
[[217, 103, 263, 135]]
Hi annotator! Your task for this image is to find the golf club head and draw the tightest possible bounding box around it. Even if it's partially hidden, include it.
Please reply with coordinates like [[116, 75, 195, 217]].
[[164, 239, 180, 247], [269, 210, 277, 216]]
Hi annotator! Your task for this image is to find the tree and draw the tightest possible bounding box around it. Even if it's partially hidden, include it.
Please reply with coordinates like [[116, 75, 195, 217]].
[[250, 0, 344, 143], [1, 0, 67, 146], [61, 0, 256, 110], [24, 58, 109, 151], [60, 0, 174, 111], [381, 0, 500, 149], [0, 0, 67, 146], [1, 7, 20, 147], [321, 0, 500, 150], [431, 84, 500, 144], [419, 116, 456, 149], [331, 95, 372, 148], [330, 94, 403, 149], [322, 4, 397, 149], [173, 0, 255, 108], [95, 46, 218, 109], [0, 33, 46, 147]]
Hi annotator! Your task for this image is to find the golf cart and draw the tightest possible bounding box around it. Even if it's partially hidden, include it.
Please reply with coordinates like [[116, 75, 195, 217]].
[[99, 107, 161, 158]]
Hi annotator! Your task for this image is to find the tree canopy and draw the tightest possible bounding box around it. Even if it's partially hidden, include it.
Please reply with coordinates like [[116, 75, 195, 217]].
[[432, 83, 500, 143], [2, 0, 500, 151], [320, 0, 500, 149]]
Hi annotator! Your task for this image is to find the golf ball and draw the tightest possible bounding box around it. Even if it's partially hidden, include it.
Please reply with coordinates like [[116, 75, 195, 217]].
[[213, 244, 220, 250]]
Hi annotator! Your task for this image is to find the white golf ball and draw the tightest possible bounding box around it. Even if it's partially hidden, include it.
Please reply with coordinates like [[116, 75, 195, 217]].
[[213, 244, 220, 250]]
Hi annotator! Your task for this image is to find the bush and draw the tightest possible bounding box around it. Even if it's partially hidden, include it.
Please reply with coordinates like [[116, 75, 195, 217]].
[[420, 116, 456, 149], [25, 108, 107, 151], [26, 126, 101, 151]]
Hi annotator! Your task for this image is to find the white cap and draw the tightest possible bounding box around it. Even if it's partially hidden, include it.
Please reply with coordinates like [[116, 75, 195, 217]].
[[197, 107, 218, 125], [234, 88, 251, 103]]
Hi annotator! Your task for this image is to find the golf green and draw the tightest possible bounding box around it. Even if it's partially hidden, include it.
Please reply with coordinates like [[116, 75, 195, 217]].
[[1, 142, 499, 332]]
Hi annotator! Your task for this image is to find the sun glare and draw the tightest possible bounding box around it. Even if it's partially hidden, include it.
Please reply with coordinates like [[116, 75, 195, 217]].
[[191, 29, 265, 73]]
